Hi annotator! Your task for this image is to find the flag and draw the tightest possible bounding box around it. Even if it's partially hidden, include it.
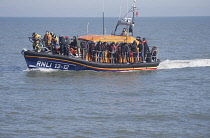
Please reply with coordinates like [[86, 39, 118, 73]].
[[136, 11, 139, 17]]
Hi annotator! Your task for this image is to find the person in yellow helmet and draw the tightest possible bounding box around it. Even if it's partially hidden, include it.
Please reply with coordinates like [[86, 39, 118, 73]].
[[32, 32, 41, 51]]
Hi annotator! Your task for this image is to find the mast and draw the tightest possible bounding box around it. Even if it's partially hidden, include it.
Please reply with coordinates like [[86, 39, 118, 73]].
[[131, 0, 137, 35], [113, 0, 137, 36]]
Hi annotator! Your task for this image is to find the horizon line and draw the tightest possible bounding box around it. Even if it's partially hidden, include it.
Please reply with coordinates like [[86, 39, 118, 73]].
[[0, 15, 210, 18]]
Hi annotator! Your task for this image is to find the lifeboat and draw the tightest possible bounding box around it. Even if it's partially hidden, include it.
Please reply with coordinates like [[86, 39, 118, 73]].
[[22, 0, 160, 72]]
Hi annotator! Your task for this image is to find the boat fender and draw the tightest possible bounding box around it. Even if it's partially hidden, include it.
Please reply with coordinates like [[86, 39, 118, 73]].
[[21, 48, 27, 55]]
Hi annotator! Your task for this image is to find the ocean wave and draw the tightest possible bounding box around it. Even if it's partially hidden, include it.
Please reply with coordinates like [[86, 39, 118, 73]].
[[158, 59, 210, 70]]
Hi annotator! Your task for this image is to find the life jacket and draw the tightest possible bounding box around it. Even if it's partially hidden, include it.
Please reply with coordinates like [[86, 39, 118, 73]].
[[44, 34, 48, 41], [48, 34, 52, 41], [142, 40, 147, 45], [52, 36, 58, 44], [33, 34, 41, 42]]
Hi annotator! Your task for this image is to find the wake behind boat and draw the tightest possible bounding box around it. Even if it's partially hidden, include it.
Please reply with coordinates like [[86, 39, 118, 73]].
[[21, 0, 160, 72]]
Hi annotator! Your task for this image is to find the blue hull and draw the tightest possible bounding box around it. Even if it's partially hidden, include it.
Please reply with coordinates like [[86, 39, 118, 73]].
[[23, 50, 160, 72]]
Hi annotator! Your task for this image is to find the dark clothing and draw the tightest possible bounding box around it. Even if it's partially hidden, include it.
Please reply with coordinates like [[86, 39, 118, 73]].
[[64, 44, 70, 56], [142, 40, 150, 62], [72, 37, 81, 48], [59, 36, 65, 55], [65, 38, 71, 45], [89, 43, 95, 61], [81, 42, 89, 59], [144, 42, 150, 54], [138, 43, 143, 53]]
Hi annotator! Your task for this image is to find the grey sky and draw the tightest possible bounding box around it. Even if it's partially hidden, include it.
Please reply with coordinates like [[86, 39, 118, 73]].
[[0, 0, 209, 17]]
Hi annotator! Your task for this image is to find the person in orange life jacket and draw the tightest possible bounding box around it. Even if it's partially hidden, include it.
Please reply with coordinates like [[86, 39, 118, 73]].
[[59, 35, 65, 55], [43, 31, 51, 46]]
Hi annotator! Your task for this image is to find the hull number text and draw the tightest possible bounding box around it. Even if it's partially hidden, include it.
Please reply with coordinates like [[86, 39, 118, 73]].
[[36, 61, 70, 70]]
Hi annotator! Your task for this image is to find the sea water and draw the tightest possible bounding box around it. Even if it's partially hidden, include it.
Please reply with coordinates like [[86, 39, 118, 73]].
[[0, 17, 210, 137]]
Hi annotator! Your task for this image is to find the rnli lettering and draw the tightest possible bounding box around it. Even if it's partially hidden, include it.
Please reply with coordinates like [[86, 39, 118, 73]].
[[36, 61, 52, 68], [36, 61, 70, 70]]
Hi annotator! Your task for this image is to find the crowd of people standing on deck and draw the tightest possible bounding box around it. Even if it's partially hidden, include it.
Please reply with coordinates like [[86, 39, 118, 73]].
[[31, 31, 158, 63]]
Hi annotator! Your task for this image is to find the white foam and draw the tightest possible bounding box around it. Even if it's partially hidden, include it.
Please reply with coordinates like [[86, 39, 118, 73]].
[[158, 59, 210, 70], [23, 68, 58, 72]]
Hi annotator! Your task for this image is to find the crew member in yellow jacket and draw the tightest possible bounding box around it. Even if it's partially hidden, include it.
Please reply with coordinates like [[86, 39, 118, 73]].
[[43, 31, 52, 46], [32, 32, 41, 51]]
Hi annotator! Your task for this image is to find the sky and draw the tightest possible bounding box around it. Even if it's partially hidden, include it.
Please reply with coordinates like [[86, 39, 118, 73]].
[[0, 0, 210, 17]]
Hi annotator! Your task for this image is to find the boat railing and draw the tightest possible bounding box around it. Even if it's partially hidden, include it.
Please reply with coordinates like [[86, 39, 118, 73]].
[[79, 46, 159, 63]]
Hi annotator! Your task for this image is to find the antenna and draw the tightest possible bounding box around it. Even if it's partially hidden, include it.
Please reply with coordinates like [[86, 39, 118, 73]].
[[102, 0, 105, 35]]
